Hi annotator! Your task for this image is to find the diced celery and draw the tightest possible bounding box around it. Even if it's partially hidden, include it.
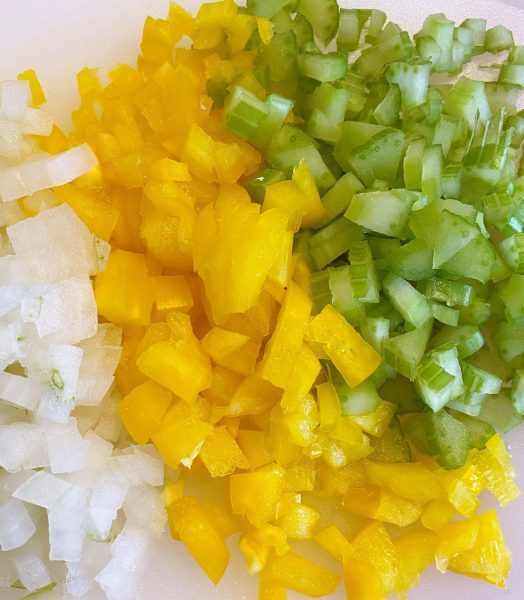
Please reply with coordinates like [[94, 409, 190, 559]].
[[499, 273, 524, 319], [459, 299, 491, 325], [372, 84, 401, 127], [432, 303, 460, 326], [384, 320, 434, 380], [497, 234, 524, 273], [498, 64, 524, 88], [419, 277, 473, 307], [247, 0, 292, 18], [338, 9, 361, 51], [306, 84, 350, 143], [298, 51, 348, 83], [347, 240, 379, 303], [296, 0, 340, 46], [405, 409, 471, 469], [250, 94, 295, 150], [443, 77, 492, 131], [432, 115, 460, 157], [383, 273, 432, 328], [387, 60, 432, 112], [223, 86, 269, 140], [328, 265, 366, 324], [494, 319, 524, 361], [447, 391, 486, 417], [430, 324, 484, 358], [320, 171, 364, 222], [380, 374, 425, 413], [360, 317, 390, 354], [345, 189, 416, 238], [417, 13, 455, 72], [310, 270, 332, 314], [389, 239, 434, 281], [355, 30, 412, 81], [403, 137, 426, 190], [461, 361, 502, 395], [309, 216, 363, 269], [432, 210, 480, 268], [485, 25, 514, 53], [417, 345, 463, 410], [454, 26, 474, 61], [478, 390, 523, 432], [442, 164, 462, 198], [461, 18, 487, 55], [449, 412, 495, 449], [511, 369, 524, 414], [421, 145, 444, 203], [370, 416, 412, 462], [416, 36, 442, 69], [244, 169, 286, 203]]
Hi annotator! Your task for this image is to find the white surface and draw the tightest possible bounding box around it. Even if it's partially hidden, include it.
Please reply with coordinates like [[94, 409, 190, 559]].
[[1, 1, 523, 599]]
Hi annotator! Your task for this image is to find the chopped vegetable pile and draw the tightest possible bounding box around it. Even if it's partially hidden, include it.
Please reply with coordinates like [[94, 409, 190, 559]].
[[1, 0, 524, 599]]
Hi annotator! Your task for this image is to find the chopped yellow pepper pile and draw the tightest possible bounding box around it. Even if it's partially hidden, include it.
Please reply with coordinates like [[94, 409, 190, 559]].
[[36, 1, 521, 598]]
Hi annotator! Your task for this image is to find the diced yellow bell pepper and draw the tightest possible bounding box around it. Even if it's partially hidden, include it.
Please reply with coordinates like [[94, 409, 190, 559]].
[[169, 496, 230, 584], [317, 381, 342, 429], [228, 375, 281, 417], [280, 344, 321, 413], [259, 581, 287, 600], [149, 157, 191, 182], [153, 275, 193, 313], [259, 282, 312, 389], [284, 459, 316, 492], [347, 522, 398, 597], [118, 380, 172, 444], [347, 400, 396, 437], [261, 551, 340, 598], [137, 340, 210, 402], [110, 188, 144, 253], [267, 230, 294, 288], [240, 524, 289, 574], [438, 463, 485, 517], [277, 502, 320, 541], [328, 417, 373, 461], [152, 410, 212, 469], [202, 366, 243, 406], [308, 305, 381, 388], [18, 69, 46, 106], [344, 486, 421, 527], [317, 462, 367, 497], [162, 479, 184, 508], [95, 250, 155, 326], [292, 160, 326, 228], [420, 499, 456, 531], [202, 327, 260, 375], [436, 510, 511, 587], [236, 429, 272, 470], [230, 464, 286, 527], [200, 500, 240, 538], [344, 556, 386, 600], [39, 124, 68, 154], [364, 461, 445, 503], [394, 529, 438, 597], [315, 524, 351, 561], [263, 180, 311, 232], [200, 425, 249, 477], [271, 395, 318, 450]]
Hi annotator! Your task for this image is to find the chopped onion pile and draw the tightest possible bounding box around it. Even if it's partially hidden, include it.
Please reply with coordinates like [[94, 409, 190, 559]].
[[0, 82, 166, 599]]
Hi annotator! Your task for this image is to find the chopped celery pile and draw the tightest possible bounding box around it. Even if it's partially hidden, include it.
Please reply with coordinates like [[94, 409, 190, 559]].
[[221, 2, 524, 470]]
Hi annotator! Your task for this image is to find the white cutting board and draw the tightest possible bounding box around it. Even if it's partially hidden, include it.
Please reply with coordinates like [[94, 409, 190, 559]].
[[0, 1, 523, 599]]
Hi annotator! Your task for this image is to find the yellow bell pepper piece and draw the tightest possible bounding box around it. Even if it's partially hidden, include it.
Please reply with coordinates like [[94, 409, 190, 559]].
[[317, 462, 367, 497], [149, 157, 191, 182], [280, 344, 321, 413], [276, 502, 321, 541], [95, 250, 155, 326], [292, 160, 326, 228], [344, 556, 387, 600], [228, 376, 281, 417], [261, 551, 340, 598], [259, 282, 312, 389], [315, 525, 351, 561], [394, 529, 439, 598], [200, 425, 249, 477], [152, 410, 212, 469], [239, 524, 289, 574], [259, 581, 286, 600], [347, 400, 396, 437], [436, 510, 511, 587], [420, 499, 456, 531], [18, 69, 46, 106], [344, 486, 422, 527], [317, 381, 342, 429], [202, 327, 260, 375], [236, 429, 272, 470], [230, 464, 286, 527], [118, 380, 172, 444], [284, 459, 316, 492], [263, 180, 311, 232], [438, 463, 485, 517], [170, 496, 230, 584], [364, 461, 445, 503], [267, 230, 294, 288], [308, 305, 381, 388], [153, 275, 193, 313]]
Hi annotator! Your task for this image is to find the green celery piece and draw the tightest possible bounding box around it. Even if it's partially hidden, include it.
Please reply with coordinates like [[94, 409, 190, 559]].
[[416, 36, 442, 68], [335, 125, 405, 187], [409, 200, 443, 247], [432, 210, 480, 268], [320, 171, 364, 223], [223, 86, 268, 140], [454, 26, 474, 61], [405, 409, 471, 470], [250, 94, 294, 150], [309, 270, 332, 314], [430, 324, 484, 358], [261, 31, 298, 96], [306, 83, 350, 143], [389, 238, 434, 281], [345, 189, 416, 238], [306, 109, 340, 144], [485, 82, 519, 115], [370, 416, 412, 462], [416, 345, 464, 411], [338, 8, 361, 51], [309, 216, 363, 269], [485, 24, 514, 53], [447, 391, 486, 417], [442, 164, 462, 199], [244, 168, 286, 203], [494, 319, 524, 362], [498, 64, 524, 89], [293, 229, 316, 271], [298, 51, 348, 82], [461, 18, 487, 55], [419, 277, 473, 307], [478, 390, 523, 433], [296, 0, 340, 46], [379, 375, 425, 414], [499, 273, 524, 319], [497, 234, 524, 273], [369, 237, 402, 260], [360, 317, 390, 354], [348, 240, 380, 303], [421, 145, 443, 203], [403, 137, 426, 190], [449, 39, 467, 73], [384, 320, 434, 381], [459, 299, 491, 325], [355, 30, 413, 81], [432, 301, 460, 326], [449, 412, 495, 449], [328, 265, 366, 324], [511, 369, 524, 414], [326, 362, 380, 415], [246, 0, 292, 18], [383, 273, 432, 328], [443, 77, 492, 131], [361, 9, 387, 43], [432, 115, 460, 157], [417, 14, 455, 72], [386, 60, 432, 112], [461, 361, 502, 394], [372, 84, 401, 127], [509, 46, 524, 64]]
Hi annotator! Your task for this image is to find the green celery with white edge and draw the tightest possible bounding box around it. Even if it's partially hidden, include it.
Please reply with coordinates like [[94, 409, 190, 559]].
[[216, 0, 524, 468]]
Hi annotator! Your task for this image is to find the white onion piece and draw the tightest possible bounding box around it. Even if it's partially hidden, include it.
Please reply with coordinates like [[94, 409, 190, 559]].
[[21, 108, 54, 136], [0, 118, 22, 159], [48, 486, 89, 562], [12, 471, 73, 510], [0, 423, 48, 471], [0, 371, 40, 410], [11, 547, 53, 592], [0, 497, 36, 551], [0, 81, 30, 122], [45, 419, 91, 474], [0, 143, 97, 203], [76, 345, 121, 407]]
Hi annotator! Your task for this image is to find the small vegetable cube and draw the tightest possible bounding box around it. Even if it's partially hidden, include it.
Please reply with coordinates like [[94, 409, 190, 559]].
[[153, 276, 193, 313], [200, 426, 249, 477]]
